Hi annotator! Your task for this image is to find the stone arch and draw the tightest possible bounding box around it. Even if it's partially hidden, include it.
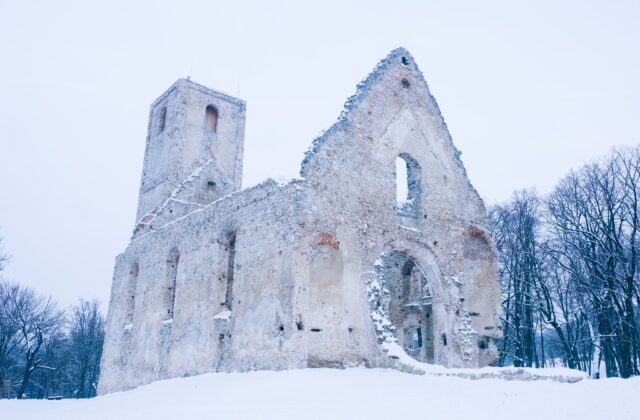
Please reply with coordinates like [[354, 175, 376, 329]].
[[462, 226, 497, 318], [462, 225, 502, 362], [386, 235, 446, 299], [377, 251, 433, 362], [395, 153, 422, 227], [306, 234, 345, 367], [369, 233, 455, 365], [308, 241, 343, 330]]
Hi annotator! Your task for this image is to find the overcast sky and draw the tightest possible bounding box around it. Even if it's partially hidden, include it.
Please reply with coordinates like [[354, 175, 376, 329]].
[[1, 0, 639, 308]]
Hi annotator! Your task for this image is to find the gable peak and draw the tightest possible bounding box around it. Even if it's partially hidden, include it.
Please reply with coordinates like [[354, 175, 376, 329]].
[[300, 48, 430, 176]]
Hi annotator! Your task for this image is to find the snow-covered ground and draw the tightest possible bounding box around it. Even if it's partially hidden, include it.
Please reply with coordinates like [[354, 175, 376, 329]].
[[1, 368, 637, 420]]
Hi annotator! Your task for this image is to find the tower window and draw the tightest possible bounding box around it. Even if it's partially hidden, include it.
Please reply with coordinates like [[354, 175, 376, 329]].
[[206, 105, 218, 132]]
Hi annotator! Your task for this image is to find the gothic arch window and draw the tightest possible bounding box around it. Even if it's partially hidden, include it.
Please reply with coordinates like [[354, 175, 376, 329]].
[[224, 233, 236, 310], [462, 227, 497, 331], [205, 105, 218, 133], [308, 240, 344, 339], [164, 247, 180, 320], [395, 153, 422, 221], [124, 262, 139, 327]]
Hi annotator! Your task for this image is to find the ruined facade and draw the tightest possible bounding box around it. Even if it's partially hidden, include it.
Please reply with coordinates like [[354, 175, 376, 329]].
[[98, 48, 502, 394]]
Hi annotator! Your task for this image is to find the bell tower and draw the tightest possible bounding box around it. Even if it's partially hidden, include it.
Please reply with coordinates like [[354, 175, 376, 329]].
[[135, 79, 246, 223]]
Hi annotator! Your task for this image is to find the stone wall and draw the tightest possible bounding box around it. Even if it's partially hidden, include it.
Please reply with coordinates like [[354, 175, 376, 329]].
[[100, 180, 304, 393]]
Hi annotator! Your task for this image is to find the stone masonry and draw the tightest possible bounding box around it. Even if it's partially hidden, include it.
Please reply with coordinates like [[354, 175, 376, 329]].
[[98, 48, 502, 394]]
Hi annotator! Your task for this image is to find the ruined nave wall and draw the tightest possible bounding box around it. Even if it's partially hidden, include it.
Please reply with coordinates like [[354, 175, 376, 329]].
[[99, 179, 305, 393]]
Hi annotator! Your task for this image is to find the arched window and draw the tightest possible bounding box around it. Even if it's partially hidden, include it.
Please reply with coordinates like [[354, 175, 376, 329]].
[[308, 240, 344, 345], [206, 105, 218, 132], [124, 262, 139, 327], [164, 247, 180, 320], [462, 226, 499, 342], [395, 153, 422, 221], [224, 232, 236, 310], [224, 233, 236, 309]]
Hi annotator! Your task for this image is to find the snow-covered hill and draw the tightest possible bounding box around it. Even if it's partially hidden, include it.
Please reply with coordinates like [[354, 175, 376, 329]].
[[1, 368, 637, 420]]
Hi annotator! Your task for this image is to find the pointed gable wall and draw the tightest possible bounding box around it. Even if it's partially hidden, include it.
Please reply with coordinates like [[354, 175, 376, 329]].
[[300, 48, 489, 256], [297, 49, 501, 368]]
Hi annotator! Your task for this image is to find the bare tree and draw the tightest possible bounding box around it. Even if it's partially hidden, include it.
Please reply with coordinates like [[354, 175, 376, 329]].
[[0, 281, 21, 398], [0, 237, 9, 273], [7, 286, 66, 398], [546, 152, 640, 377], [492, 146, 640, 378], [490, 190, 544, 367], [0, 237, 106, 398], [67, 299, 105, 398]]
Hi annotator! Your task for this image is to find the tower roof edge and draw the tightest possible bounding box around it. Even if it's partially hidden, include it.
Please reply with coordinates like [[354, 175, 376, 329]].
[[150, 78, 246, 109]]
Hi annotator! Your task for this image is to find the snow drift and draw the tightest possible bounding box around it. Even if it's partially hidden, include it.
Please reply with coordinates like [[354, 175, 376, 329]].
[[1, 368, 637, 420]]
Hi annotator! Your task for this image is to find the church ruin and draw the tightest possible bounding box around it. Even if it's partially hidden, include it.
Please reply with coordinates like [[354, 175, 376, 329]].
[[98, 48, 502, 394]]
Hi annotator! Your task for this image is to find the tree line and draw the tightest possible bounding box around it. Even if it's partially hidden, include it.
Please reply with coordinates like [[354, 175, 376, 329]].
[[490, 146, 640, 378], [0, 241, 104, 399]]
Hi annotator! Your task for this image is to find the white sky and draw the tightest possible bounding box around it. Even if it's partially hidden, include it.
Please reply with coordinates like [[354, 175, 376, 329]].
[[1, 0, 639, 308]]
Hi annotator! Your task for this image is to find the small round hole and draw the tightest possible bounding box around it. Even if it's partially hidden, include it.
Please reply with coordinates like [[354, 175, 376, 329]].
[[401, 56, 410, 66], [401, 78, 410, 89]]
